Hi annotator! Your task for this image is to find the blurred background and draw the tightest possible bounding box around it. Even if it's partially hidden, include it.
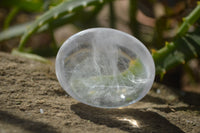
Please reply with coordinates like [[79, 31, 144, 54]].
[[0, 0, 200, 101]]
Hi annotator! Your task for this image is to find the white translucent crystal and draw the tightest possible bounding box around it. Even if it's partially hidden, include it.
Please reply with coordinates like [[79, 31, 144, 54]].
[[56, 28, 155, 108]]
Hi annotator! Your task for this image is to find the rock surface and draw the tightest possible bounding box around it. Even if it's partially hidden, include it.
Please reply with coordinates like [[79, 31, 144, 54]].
[[0, 52, 199, 133]]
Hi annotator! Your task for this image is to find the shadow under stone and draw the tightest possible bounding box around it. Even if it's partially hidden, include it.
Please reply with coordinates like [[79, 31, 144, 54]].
[[140, 95, 167, 104], [181, 91, 200, 106], [154, 106, 200, 113], [71, 103, 184, 133], [0, 110, 58, 133]]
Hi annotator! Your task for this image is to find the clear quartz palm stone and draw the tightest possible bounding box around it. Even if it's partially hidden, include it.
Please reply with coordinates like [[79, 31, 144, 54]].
[[56, 28, 155, 108]]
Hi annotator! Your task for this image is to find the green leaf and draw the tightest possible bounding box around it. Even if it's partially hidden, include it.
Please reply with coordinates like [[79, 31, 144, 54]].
[[12, 49, 50, 63], [0, 14, 75, 41], [18, 0, 114, 51], [0, 0, 43, 12]]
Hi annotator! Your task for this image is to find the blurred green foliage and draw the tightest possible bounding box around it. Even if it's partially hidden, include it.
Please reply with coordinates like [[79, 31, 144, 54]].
[[0, 0, 200, 77]]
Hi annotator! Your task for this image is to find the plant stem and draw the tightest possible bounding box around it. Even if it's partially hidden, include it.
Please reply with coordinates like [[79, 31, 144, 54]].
[[153, 2, 200, 78], [129, 0, 139, 37], [3, 7, 19, 30], [109, 2, 116, 28], [177, 1, 200, 37], [49, 22, 58, 54]]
